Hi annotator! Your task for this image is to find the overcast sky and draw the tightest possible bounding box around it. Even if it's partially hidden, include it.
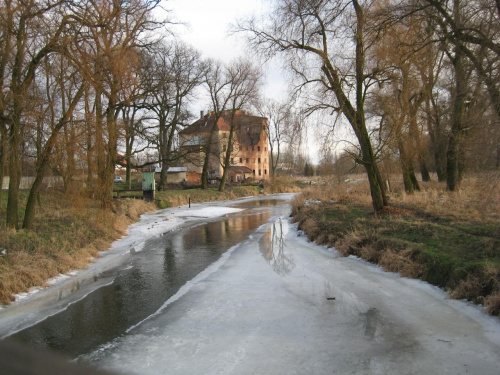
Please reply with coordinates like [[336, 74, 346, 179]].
[[166, 0, 288, 104]]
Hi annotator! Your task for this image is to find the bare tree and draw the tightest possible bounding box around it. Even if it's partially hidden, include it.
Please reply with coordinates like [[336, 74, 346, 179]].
[[201, 60, 233, 189], [219, 59, 262, 192], [236, 0, 388, 211], [0, 0, 77, 227], [259, 100, 292, 178], [22, 79, 85, 229], [389, 0, 500, 187], [67, 0, 162, 207], [142, 42, 206, 190]]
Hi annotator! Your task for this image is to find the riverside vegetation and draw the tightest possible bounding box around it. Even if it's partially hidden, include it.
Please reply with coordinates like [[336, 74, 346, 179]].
[[2, 174, 498, 317], [291, 173, 500, 316], [0, 184, 276, 305]]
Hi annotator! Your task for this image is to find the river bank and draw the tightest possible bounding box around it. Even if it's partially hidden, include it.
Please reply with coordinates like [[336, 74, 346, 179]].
[[0, 186, 263, 306], [290, 175, 500, 316], [0, 194, 298, 338]]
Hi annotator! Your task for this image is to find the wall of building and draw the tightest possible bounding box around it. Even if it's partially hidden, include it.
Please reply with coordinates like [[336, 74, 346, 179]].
[[179, 111, 270, 181], [2, 176, 64, 190]]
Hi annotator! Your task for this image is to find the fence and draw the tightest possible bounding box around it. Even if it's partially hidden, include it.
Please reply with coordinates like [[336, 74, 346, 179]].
[[1, 176, 64, 191]]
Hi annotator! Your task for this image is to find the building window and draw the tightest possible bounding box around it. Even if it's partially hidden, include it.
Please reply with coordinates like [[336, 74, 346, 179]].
[[257, 146, 260, 151], [258, 170, 261, 176], [258, 158, 261, 163], [222, 133, 227, 138], [253, 170, 255, 175], [265, 169, 267, 175], [240, 158, 243, 163], [230, 158, 234, 164], [265, 147, 267, 151]]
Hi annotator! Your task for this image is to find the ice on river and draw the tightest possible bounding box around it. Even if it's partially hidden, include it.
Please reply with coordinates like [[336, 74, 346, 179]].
[[0, 202, 245, 338], [83, 217, 500, 375]]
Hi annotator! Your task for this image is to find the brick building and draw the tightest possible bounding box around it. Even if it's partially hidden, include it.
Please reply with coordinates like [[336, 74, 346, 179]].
[[179, 109, 270, 182]]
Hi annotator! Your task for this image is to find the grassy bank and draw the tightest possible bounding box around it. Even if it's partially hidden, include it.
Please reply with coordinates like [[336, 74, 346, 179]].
[[155, 185, 261, 208], [0, 191, 157, 305], [0, 185, 265, 305], [291, 173, 500, 316]]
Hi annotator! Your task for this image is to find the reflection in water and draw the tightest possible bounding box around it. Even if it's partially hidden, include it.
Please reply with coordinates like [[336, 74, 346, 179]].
[[258, 218, 295, 275], [9, 211, 272, 357], [231, 199, 282, 209]]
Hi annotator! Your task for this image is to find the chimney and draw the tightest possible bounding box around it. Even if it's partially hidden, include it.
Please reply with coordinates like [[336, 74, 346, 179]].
[[200, 110, 204, 119]]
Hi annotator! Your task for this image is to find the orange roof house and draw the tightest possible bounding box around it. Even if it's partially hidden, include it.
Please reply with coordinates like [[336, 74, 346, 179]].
[[179, 110, 270, 182]]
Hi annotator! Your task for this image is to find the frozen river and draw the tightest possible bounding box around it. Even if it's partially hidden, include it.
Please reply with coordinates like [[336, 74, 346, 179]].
[[1, 195, 500, 374]]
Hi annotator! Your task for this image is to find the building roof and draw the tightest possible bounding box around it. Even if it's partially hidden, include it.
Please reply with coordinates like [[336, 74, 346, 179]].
[[154, 167, 188, 173], [180, 110, 267, 147], [180, 116, 231, 135]]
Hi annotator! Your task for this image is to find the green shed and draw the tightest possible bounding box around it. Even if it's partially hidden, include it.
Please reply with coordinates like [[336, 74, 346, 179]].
[[142, 171, 155, 201]]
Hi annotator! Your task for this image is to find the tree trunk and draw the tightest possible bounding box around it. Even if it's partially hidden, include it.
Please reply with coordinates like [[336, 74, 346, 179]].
[[219, 111, 237, 192], [23, 85, 84, 229], [103, 94, 118, 209], [6, 15, 26, 228], [496, 138, 500, 170], [358, 124, 387, 211], [354, 0, 387, 211], [6, 121, 21, 228], [420, 156, 431, 182], [0, 126, 6, 206], [447, 0, 468, 191], [94, 91, 105, 203], [158, 114, 168, 191], [84, 89, 95, 195], [201, 115, 220, 190]]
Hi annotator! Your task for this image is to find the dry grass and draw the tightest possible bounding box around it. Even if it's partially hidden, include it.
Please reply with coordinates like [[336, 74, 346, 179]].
[[0, 192, 155, 305], [291, 172, 500, 316], [155, 185, 261, 208], [485, 293, 500, 315], [263, 176, 302, 194], [394, 172, 500, 223]]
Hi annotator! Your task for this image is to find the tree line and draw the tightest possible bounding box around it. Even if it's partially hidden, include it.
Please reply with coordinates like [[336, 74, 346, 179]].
[[1, 0, 499, 229], [236, 0, 500, 211], [0, 0, 270, 229]]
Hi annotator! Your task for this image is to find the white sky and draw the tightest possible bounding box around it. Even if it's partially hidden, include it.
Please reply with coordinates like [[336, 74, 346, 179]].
[[165, 0, 288, 102]]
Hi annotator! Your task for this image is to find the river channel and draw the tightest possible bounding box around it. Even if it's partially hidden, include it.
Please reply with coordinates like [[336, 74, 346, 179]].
[[6, 198, 290, 358]]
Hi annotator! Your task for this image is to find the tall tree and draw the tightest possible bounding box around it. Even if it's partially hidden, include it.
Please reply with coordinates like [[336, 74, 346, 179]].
[[142, 42, 205, 191], [237, 0, 388, 211], [200, 60, 232, 190], [218, 59, 262, 192], [0, 0, 73, 227], [390, 0, 500, 187], [258, 100, 291, 178], [68, 0, 162, 207]]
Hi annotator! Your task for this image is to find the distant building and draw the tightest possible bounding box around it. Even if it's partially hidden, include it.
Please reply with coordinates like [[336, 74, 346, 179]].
[[179, 110, 270, 182], [154, 166, 187, 184]]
